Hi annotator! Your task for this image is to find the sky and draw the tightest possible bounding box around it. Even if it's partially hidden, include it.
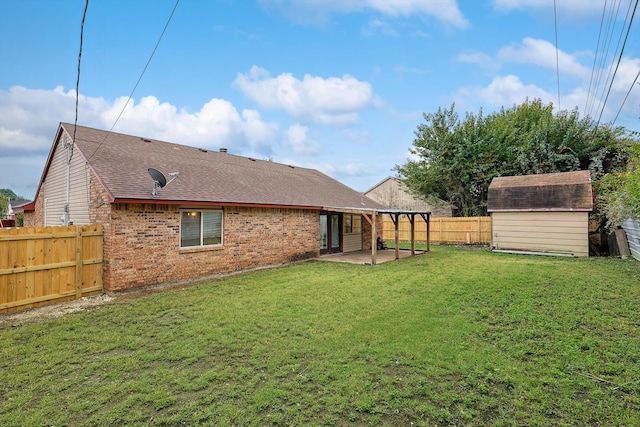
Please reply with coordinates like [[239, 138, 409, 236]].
[[0, 0, 639, 200]]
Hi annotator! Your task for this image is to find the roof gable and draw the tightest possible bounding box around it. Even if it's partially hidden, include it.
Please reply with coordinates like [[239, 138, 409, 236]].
[[487, 170, 593, 212], [52, 123, 384, 210]]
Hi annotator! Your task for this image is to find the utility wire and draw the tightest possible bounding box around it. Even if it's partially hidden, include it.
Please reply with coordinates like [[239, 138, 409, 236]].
[[587, 0, 620, 118], [596, 0, 638, 125], [612, 69, 639, 123], [87, 0, 180, 161], [553, 0, 561, 111], [584, 0, 608, 116], [71, 0, 90, 160]]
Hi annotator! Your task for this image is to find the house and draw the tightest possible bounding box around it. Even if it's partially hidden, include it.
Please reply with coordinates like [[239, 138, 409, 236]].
[[487, 170, 593, 257], [24, 123, 428, 292], [364, 177, 452, 217]]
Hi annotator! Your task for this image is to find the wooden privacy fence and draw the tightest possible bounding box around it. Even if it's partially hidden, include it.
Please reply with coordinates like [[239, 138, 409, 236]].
[[383, 216, 491, 244], [0, 225, 103, 313]]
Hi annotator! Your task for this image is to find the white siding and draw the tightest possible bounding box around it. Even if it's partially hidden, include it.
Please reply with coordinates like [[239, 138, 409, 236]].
[[343, 233, 362, 252], [43, 133, 91, 226], [491, 211, 589, 257]]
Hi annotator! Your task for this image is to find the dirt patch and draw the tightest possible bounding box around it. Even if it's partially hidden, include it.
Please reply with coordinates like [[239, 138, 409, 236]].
[[0, 294, 116, 329]]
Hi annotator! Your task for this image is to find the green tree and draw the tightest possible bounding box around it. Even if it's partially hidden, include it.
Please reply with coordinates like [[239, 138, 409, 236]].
[[0, 194, 8, 219], [595, 140, 640, 230], [0, 188, 28, 201], [395, 99, 633, 216]]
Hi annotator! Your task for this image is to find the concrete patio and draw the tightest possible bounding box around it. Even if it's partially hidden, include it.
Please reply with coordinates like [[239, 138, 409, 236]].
[[319, 249, 426, 265]]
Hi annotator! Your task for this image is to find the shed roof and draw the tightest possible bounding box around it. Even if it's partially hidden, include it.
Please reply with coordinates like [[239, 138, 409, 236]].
[[487, 170, 593, 212], [39, 123, 386, 211]]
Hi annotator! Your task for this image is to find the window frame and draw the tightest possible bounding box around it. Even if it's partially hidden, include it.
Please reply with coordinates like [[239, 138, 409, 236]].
[[179, 208, 224, 249], [343, 214, 362, 234]]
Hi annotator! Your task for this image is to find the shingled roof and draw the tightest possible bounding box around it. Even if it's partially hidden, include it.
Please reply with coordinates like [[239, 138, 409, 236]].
[[487, 170, 593, 212], [49, 123, 384, 211]]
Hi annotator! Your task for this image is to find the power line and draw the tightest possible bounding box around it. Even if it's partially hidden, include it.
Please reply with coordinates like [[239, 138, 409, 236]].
[[596, 0, 638, 125], [612, 69, 640, 123], [71, 0, 90, 160], [86, 0, 180, 161], [584, 0, 608, 116], [553, 0, 561, 111], [586, 0, 622, 118]]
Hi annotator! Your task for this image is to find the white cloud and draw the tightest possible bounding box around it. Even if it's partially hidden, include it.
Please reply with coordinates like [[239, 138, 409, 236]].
[[282, 123, 320, 154], [0, 86, 280, 157], [233, 66, 381, 125], [457, 51, 500, 73], [311, 160, 371, 178], [492, 0, 604, 17], [258, 0, 469, 29], [498, 37, 590, 79], [454, 74, 552, 111], [0, 85, 109, 153], [362, 18, 398, 36], [0, 154, 48, 199]]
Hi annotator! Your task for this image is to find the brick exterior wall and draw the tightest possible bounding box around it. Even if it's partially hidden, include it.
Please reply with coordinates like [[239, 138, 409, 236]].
[[23, 187, 45, 227], [103, 204, 320, 291]]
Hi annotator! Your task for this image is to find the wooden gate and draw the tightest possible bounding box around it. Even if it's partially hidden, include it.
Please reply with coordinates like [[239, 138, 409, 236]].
[[0, 225, 103, 313]]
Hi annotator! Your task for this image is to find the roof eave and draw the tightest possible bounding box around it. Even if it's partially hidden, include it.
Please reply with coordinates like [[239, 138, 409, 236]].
[[488, 208, 593, 213], [112, 198, 324, 211]]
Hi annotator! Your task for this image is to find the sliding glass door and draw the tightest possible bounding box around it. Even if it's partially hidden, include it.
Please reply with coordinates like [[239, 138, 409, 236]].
[[320, 213, 342, 254]]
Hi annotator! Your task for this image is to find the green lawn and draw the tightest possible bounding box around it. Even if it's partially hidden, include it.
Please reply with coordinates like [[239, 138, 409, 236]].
[[1, 246, 639, 426]]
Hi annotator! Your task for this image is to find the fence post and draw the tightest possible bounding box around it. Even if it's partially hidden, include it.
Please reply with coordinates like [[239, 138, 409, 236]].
[[75, 226, 83, 298]]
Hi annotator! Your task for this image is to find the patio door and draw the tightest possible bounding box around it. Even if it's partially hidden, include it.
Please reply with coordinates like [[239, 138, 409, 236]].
[[320, 213, 342, 254]]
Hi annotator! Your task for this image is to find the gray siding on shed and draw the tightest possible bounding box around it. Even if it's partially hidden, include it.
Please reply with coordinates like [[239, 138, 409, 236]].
[[492, 211, 589, 257], [488, 171, 593, 257]]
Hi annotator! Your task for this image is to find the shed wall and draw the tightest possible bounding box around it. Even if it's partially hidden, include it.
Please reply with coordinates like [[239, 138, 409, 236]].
[[491, 211, 589, 257]]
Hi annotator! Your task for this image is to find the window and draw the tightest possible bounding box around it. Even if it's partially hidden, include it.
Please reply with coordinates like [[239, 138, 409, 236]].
[[343, 214, 361, 234], [180, 209, 223, 248]]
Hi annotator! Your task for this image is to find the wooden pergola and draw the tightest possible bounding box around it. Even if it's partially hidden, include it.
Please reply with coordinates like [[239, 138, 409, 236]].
[[325, 207, 431, 265]]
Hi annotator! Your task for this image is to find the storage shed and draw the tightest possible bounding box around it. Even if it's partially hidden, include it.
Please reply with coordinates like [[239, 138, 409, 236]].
[[487, 170, 593, 257]]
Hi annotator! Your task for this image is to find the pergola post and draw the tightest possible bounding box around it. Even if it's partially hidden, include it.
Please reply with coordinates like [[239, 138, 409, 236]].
[[371, 211, 377, 265], [420, 213, 431, 252], [390, 213, 400, 260], [409, 214, 416, 255]]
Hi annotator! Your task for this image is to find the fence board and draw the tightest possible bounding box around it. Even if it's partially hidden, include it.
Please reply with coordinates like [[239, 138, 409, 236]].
[[0, 224, 103, 313], [383, 216, 491, 244]]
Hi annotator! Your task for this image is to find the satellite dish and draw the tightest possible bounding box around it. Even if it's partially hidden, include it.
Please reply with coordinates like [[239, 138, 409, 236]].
[[148, 168, 167, 188], [148, 168, 179, 197]]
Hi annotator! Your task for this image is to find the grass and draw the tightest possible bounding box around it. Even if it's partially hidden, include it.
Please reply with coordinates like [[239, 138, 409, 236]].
[[1, 246, 639, 426]]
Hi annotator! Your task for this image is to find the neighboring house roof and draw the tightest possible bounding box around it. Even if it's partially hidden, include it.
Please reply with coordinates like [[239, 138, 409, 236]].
[[8, 200, 33, 213], [364, 176, 451, 215], [38, 123, 386, 211], [487, 170, 593, 212]]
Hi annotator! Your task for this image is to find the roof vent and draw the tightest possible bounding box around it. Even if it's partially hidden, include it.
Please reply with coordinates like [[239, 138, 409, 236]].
[[220, 148, 228, 153], [141, 138, 152, 142]]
